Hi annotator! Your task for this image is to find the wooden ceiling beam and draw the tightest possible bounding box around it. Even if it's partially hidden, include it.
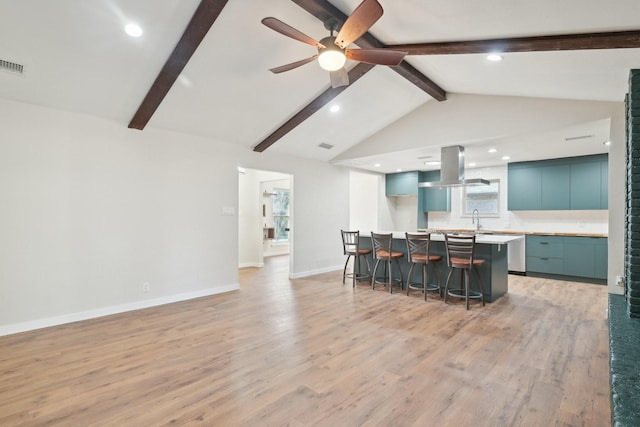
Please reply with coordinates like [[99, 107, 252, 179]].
[[253, 62, 374, 152], [292, 0, 447, 101], [128, 0, 229, 130], [388, 30, 640, 55]]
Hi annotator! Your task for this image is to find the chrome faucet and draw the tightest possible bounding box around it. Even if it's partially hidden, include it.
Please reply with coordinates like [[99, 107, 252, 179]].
[[472, 209, 481, 231]]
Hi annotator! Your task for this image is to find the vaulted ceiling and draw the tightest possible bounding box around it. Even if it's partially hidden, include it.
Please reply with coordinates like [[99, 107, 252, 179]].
[[1, 0, 639, 173]]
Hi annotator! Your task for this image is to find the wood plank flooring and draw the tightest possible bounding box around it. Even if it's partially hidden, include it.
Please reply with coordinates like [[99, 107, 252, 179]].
[[0, 255, 610, 426]]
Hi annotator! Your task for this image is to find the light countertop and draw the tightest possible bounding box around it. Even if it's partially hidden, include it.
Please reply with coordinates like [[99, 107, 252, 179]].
[[417, 228, 608, 238], [360, 231, 523, 245]]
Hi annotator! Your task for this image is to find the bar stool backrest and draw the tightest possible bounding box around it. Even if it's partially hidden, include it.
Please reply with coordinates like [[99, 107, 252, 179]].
[[371, 232, 393, 259], [405, 232, 431, 263], [341, 230, 360, 255], [444, 234, 476, 267]]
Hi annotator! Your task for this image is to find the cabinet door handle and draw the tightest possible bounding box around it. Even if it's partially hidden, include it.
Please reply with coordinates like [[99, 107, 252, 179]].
[[539, 242, 549, 245], [541, 257, 549, 260]]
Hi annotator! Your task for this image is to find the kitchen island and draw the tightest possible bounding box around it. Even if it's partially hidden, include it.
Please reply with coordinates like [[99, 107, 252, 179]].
[[359, 232, 524, 302]]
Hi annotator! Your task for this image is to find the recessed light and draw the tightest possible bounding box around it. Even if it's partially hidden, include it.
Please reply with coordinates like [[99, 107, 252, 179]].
[[604, 141, 611, 146], [487, 148, 497, 153], [330, 104, 340, 113], [125, 23, 143, 37], [424, 161, 441, 166], [396, 168, 403, 172], [501, 156, 510, 161], [373, 163, 381, 168], [469, 162, 477, 167], [487, 54, 503, 62]]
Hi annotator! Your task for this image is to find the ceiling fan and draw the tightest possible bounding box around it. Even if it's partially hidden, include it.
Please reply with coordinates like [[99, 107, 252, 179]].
[[262, 0, 407, 88]]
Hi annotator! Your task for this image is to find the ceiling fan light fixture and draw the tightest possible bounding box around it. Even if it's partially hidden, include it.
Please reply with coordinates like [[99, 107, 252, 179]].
[[318, 36, 346, 71], [318, 50, 346, 71]]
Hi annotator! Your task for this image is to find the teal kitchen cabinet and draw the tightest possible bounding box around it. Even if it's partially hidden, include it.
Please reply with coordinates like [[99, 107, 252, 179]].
[[570, 161, 602, 210], [541, 165, 570, 210], [526, 235, 608, 281], [508, 154, 608, 211], [418, 171, 451, 212], [594, 238, 608, 280], [385, 171, 419, 196], [508, 165, 542, 210], [526, 235, 563, 275], [563, 237, 595, 278]]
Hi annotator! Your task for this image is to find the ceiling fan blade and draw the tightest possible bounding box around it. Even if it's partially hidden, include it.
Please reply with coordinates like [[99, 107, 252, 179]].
[[330, 67, 349, 88], [346, 48, 406, 66], [269, 55, 318, 74], [262, 17, 325, 48], [335, 0, 383, 49]]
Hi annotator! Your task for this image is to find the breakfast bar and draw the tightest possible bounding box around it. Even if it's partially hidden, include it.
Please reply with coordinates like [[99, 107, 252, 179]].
[[359, 231, 524, 302]]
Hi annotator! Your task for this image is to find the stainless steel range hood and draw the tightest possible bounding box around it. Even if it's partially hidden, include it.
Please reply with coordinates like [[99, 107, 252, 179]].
[[418, 145, 489, 188]]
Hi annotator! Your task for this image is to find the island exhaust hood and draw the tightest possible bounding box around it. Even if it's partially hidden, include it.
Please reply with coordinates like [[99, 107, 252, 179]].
[[418, 145, 490, 188]]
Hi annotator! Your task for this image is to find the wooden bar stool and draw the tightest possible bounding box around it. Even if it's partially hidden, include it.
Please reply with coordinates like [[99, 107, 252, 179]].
[[341, 230, 372, 288], [405, 232, 443, 300], [443, 234, 485, 310], [371, 232, 404, 293]]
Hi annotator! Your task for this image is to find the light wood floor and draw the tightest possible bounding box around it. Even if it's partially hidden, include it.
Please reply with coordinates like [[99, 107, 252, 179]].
[[0, 256, 610, 426]]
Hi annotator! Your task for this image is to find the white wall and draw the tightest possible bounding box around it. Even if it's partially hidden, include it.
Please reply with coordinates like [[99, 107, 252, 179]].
[[608, 103, 626, 295], [349, 170, 380, 233], [238, 168, 262, 268], [384, 196, 418, 231], [0, 99, 350, 334]]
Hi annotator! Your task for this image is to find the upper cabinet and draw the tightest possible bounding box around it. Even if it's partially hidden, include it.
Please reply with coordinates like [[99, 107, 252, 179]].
[[418, 171, 451, 212], [541, 164, 571, 210], [385, 171, 419, 196], [508, 154, 608, 211], [570, 160, 602, 209], [508, 165, 542, 210]]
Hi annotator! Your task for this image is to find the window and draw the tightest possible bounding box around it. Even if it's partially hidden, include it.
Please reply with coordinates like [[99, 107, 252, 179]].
[[462, 179, 500, 215], [272, 188, 290, 242]]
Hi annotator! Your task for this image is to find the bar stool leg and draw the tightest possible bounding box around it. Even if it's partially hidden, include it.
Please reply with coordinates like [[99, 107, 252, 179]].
[[444, 268, 454, 304], [342, 254, 351, 284], [406, 263, 416, 296], [465, 269, 470, 310], [474, 266, 486, 306], [371, 259, 381, 290], [422, 263, 428, 301]]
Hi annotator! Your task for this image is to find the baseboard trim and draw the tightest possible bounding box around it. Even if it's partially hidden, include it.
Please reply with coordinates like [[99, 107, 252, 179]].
[[289, 265, 342, 279], [238, 262, 264, 268], [0, 284, 239, 337]]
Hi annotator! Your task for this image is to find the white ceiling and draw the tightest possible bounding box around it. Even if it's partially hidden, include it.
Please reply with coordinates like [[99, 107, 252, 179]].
[[1, 0, 638, 173]]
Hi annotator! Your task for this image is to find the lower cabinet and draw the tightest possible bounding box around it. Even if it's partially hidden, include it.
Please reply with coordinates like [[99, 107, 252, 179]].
[[526, 235, 607, 281]]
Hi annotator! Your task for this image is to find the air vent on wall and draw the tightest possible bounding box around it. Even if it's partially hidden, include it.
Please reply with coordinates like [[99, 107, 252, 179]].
[[0, 59, 24, 75], [318, 142, 334, 150], [565, 134, 593, 142]]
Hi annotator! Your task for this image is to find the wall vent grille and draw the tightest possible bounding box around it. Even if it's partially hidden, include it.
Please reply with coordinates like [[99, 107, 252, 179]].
[[318, 142, 334, 150], [565, 134, 593, 142], [0, 59, 24, 75]]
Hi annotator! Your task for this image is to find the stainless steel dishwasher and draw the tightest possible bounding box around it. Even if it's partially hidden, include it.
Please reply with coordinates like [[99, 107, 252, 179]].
[[507, 235, 526, 274]]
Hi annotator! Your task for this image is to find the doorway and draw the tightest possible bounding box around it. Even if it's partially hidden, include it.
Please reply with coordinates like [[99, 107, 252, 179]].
[[238, 167, 293, 274]]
